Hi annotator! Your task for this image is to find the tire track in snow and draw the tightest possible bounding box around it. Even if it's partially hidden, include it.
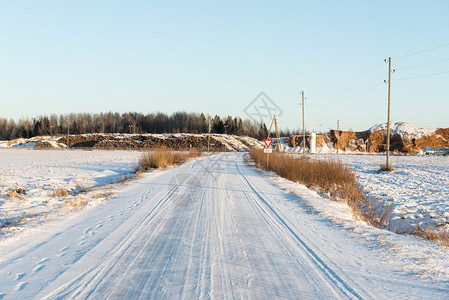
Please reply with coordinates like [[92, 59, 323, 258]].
[[42, 173, 193, 299], [235, 160, 367, 299]]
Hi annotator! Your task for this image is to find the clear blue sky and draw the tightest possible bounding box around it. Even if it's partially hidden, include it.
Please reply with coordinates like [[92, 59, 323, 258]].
[[1, 1, 448, 132]]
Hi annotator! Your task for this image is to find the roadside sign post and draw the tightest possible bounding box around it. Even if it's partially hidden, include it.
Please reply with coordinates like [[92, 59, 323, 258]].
[[263, 139, 273, 168]]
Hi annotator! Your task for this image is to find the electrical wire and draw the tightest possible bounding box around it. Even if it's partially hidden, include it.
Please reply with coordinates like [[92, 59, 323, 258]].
[[311, 61, 384, 95], [395, 70, 449, 80], [314, 82, 384, 105], [396, 58, 449, 70], [394, 42, 449, 59], [311, 75, 385, 100]]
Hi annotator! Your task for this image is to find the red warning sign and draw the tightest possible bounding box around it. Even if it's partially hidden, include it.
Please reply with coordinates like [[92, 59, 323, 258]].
[[263, 139, 273, 148]]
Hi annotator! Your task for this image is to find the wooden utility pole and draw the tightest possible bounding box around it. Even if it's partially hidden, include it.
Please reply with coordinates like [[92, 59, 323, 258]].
[[266, 115, 282, 152], [386, 57, 392, 169], [274, 116, 282, 152], [336, 120, 339, 155], [207, 116, 211, 152], [67, 126, 70, 150], [302, 91, 305, 157]]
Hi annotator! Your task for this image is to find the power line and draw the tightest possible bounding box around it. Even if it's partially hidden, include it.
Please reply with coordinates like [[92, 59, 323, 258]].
[[395, 70, 449, 80], [311, 61, 384, 95], [312, 75, 384, 100], [314, 82, 383, 105], [396, 57, 449, 70], [394, 42, 449, 59]]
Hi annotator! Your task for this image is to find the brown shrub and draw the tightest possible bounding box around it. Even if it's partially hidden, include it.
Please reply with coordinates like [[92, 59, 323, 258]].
[[410, 226, 449, 247], [138, 148, 200, 171], [48, 188, 69, 198], [249, 149, 391, 227], [250, 148, 449, 247], [8, 188, 27, 200], [379, 163, 395, 172], [64, 198, 89, 211], [250, 149, 363, 205]]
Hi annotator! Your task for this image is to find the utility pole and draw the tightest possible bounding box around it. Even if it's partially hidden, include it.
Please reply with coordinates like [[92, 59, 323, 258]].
[[274, 116, 282, 152], [386, 57, 392, 169], [302, 91, 305, 158], [267, 115, 282, 152], [67, 126, 70, 150], [224, 125, 228, 152], [336, 120, 339, 155], [207, 116, 211, 152]]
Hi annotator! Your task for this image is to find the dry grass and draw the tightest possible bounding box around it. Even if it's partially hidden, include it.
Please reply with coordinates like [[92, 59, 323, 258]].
[[48, 187, 69, 198], [138, 148, 200, 171], [8, 188, 27, 200], [250, 148, 449, 247], [359, 198, 394, 228], [64, 198, 89, 211], [379, 163, 395, 172], [250, 149, 364, 206], [250, 149, 388, 227], [412, 226, 449, 247]]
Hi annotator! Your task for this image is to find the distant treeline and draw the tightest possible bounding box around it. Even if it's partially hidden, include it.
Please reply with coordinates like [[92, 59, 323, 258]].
[[0, 112, 299, 140]]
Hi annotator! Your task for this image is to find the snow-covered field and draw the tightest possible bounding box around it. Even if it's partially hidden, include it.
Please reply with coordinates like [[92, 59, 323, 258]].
[[0, 152, 448, 298], [0, 149, 142, 238], [314, 154, 449, 234]]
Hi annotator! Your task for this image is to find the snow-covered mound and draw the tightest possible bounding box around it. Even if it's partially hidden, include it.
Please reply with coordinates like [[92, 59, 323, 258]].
[[0, 134, 261, 152], [368, 122, 436, 141], [0, 136, 67, 149]]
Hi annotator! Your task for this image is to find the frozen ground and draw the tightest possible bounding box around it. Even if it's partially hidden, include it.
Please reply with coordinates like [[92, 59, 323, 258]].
[[0, 152, 448, 298], [314, 154, 449, 234], [0, 149, 142, 238]]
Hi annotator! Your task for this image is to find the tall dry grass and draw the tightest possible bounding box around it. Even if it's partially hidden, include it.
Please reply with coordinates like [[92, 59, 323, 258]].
[[250, 149, 363, 205], [379, 163, 395, 172], [250, 148, 449, 246], [249, 149, 392, 228], [138, 148, 200, 171]]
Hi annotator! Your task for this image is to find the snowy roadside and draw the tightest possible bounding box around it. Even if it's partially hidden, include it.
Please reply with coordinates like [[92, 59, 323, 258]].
[[322, 154, 449, 234], [0, 149, 142, 239], [246, 156, 449, 284]]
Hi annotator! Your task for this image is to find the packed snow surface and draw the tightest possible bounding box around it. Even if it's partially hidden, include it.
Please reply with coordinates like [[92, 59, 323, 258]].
[[318, 154, 449, 234], [0, 152, 447, 298]]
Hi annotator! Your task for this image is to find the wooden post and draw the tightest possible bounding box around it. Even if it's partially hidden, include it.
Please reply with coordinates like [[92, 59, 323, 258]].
[[386, 57, 392, 169], [302, 91, 305, 157], [267, 115, 275, 139], [207, 116, 211, 152], [336, 120, 339, 155], [274, 115, 282, 153], [266, 152, 269, 168]]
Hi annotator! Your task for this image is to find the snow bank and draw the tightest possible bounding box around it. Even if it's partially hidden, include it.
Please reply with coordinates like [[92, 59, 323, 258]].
[[368, 122, 436, 140]]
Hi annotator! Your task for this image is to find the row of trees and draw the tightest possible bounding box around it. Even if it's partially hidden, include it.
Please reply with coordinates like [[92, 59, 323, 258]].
[[0, 112, 299, 141]]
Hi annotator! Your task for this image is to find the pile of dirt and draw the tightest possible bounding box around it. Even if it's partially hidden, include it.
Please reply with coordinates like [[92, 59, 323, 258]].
[[33, 141, 57, 150], [92, 135, 225, 151], [402, 128, 449, 153], [289, 135, 330, 148], [290, 123, 449, 154], [58, 134, 108, 148], [53, 134, 230, 151], [329, 130, 365, 151]]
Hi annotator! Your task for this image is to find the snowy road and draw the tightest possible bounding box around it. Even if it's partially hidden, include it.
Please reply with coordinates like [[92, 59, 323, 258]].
[[0, 153, 446, 299]]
